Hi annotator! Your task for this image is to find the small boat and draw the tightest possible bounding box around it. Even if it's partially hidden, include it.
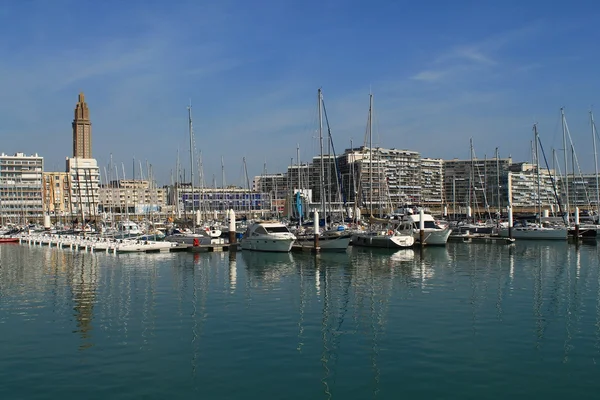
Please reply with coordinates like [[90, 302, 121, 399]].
[[240, 221, 296, 252], [164, 228, 212, 246], [497, 224, 567, 240], [397, 211, 452, 245], [111, 220, 143, 239], [295, 225, 352, 251], [0, 237, 19, 243]]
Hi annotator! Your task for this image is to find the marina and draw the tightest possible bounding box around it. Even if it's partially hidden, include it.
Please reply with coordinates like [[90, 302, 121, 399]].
[[3, 2, 600, 398], [2, 240, 600, 398]]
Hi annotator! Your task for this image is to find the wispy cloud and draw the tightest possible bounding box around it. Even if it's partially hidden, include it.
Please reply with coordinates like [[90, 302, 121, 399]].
[[410, 22, 546, 84]]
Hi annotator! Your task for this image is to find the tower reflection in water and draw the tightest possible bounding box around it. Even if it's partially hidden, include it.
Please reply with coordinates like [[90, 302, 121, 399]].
[[69, 252, 99, 350]]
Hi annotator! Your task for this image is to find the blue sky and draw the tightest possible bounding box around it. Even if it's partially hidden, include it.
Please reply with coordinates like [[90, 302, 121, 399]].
[[1, 0, 600, 185]]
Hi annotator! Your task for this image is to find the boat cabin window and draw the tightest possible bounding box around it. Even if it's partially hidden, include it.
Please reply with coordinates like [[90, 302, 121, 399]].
[[412, 221, 439, 229], [265, 226, 290, 233], [254, 225, 269, 235]]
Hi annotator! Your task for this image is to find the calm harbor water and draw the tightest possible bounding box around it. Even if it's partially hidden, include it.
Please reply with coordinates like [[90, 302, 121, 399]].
[[1, 242, 600, 399]]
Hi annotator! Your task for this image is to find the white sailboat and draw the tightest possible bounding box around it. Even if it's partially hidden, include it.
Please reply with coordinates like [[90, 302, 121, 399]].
[[498, 123, 567, 240], [350, 92, 414, 249], [295, 89, 352, 251]]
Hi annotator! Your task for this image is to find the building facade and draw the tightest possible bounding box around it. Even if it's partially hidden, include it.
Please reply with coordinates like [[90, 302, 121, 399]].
[[253, 173, 287, 213], [508, 162, 560, 209], [42, 172, 72, 219], [443, 157, 512, 215], [171, 184, 273, 219], [66, 157, 99, 221], [420, 158, 444, 207], [98, 179, 167, 216], [0, 152, 44, 223]]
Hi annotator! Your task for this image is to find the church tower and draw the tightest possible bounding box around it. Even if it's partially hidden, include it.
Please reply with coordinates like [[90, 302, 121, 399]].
[[72, 92, 92, 158]]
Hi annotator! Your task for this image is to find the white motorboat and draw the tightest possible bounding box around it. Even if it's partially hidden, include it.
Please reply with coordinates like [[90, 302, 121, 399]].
[[112, 220, 143, 239], [397, 212, 452, 245], [240, 221, 296, 252]]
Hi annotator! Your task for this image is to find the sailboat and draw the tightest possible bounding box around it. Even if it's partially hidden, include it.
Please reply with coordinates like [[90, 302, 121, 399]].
[[294, 89, 352, 251], [350, 92, 414, 249], [498, 123, 567, 240]]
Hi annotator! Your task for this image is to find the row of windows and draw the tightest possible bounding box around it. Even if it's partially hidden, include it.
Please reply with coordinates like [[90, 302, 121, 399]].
[[181, 194, 265, 200]]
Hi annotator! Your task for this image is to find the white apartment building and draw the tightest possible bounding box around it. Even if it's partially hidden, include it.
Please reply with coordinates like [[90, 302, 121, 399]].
[[420, 158, 444, 206], [0, 152, 44, 222], [66, 157, 100, 221]]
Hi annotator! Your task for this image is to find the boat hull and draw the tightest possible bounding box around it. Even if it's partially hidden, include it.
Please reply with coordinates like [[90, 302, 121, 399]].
[[498, 227, 567, 240], [412, 228, 452, 245], [351, 233, 414, 248], [241, 238, 295, 252], [116, 241, 175, 253], [295, 233, 352, 251], [164, 234, 211, 246]]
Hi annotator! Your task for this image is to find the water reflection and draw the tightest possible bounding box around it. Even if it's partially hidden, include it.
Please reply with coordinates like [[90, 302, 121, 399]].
[[70, 252, 99, 350], [3, 243, 600, 397], [229, 251, 237, 293], [241, 251, 295, 285]]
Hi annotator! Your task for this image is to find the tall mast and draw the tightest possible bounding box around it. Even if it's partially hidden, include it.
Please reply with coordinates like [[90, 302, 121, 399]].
[[534, 124, 541, 224], [188, 100, 195, 226], [109, 153, 114, 226], [296, 144, 300, 193], [199, 150, 204, 215], [221, 156, 226, 188], [495, 147, 500, 213], [561, 107, 569, 223], [351, 138, 357, 221], [296, 145, 301, 224], [221, 156, 226, 215], [469, 138, 474, 219], [288, 157, 293, 220], [483, 153, 487, 212], [243, 157, 250, 214], [318, 88, 326, 230], [571, 145, 576, 213], [122, 163, 128, 220], [368, 93, 373, 218], [176, 148, 181, 219], [591, 111, 600, 219]]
